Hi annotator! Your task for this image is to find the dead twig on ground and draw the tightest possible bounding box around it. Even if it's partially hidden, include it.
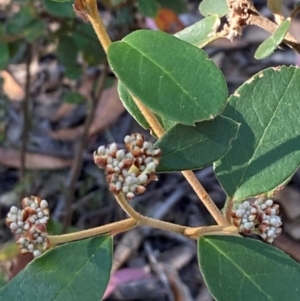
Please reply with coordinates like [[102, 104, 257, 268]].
[[62, 67, 108, 233]]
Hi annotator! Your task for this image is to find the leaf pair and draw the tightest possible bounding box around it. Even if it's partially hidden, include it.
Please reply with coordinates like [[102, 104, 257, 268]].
[[109, 29, 238, 173]]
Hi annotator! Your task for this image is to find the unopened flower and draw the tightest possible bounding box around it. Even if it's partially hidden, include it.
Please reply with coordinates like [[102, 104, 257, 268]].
[[231, 198, 282, 243], [94, 133, 161, 200], [6, 196, 50, 257]]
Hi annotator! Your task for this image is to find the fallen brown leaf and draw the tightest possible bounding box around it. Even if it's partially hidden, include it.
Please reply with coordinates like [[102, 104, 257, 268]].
[[88, 82, 124, 136], [0, 70, 25, 101], [50, 82, 124, 140], [0, 148, 72, 169]]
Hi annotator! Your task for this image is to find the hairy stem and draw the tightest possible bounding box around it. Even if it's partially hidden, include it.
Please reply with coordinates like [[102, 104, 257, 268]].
[[115, 193, 187, 234], [85, 0, 111, 53], [184, 225, 238, 239], [49, 218, 137, 245], [182, 171, 228, 225], [84, 0, 227, 226]]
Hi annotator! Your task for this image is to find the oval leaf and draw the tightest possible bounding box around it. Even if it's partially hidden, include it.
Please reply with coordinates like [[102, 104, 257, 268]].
[[0, 236, 112, 301], [199, 0, 229, 17], [155, 115, 239, 172], [215, 66, 300, 201], [198, 235, 300, 301], [108, 30, 228, 125], [255, 19, 290, 60], [174, 15, 220, 48]]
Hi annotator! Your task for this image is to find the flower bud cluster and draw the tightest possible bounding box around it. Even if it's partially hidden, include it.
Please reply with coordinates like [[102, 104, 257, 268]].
[[94, 133, 161, 200], [6, 196, 50, 257], [231, 198, 282, 243]]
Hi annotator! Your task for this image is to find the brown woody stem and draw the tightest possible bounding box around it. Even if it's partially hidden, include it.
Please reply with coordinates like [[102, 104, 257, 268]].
[[48, 218, 137, 245]]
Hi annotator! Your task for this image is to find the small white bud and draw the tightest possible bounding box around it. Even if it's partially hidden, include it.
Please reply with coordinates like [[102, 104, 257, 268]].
[[37, 211, 44, 219], [36, 237, 43, 244], [265, 199, 273, 207], [33, 250, 41, 257], [40, 200, 48, 209], [31, 202, 38, 210], [137, 174, 148, 185], [10, 222, 18, 231], [109, 143, 118, 153], [28, 244, 34, 252], [18, 237, 26, 244], [267, 228, 275, 237], [124, 135, 131, 143], [116, 149, 125, 160], [146, 162, 156, 172], [235, 208, 245, 217], [15, 228, 23, 234], [10, 206, 19, 214], [97, 145, 106, 156]]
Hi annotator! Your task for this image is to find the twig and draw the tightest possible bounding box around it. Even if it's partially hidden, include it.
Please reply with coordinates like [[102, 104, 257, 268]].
[[50, 218, 137, 245], [83, 0, 228, 226], [182, 171, 228, 225], [115, 193, 187, 234], [20, 44, 32, 199], [62, 68, 107, 233], [248, 14, 300, 53]]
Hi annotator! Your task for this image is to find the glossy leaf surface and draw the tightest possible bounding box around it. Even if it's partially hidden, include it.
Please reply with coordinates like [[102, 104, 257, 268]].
[[155, 116, 239, 172], [0, 236, 113, 301], [198, 235, 300, 301], [108, 30, 227, 125], [215, 66, 300, 201]]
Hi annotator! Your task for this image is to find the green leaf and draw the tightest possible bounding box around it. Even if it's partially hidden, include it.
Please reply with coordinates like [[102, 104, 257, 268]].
[[51, 0, 72, 3], [4, 7, 35, 36], [254, 19, 290, 60], [118, 81, 176, 133], [138, 0, 159, 17], [65, 65, 82, 80], [108, 30, 228, 126], [24, 19, 46, 42], [175, 15, 220, 48], [198, 235, 300, 301], [155, 115, 239, 172], [199, 0, 229, 17], [118, 81, 150, 129], [42, 0, 75, 18], [0, 42, 9, 70], [57, 36, 78, 67], [156, 0, 186, 13], [0, 236, 112, 301], [215, 66, 300, 201], [63, 91, 85, 104]]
